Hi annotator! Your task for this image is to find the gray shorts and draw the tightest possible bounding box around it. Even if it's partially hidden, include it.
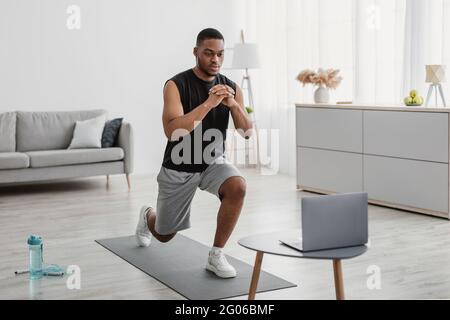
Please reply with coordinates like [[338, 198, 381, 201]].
[[155, 159, 244, 235]]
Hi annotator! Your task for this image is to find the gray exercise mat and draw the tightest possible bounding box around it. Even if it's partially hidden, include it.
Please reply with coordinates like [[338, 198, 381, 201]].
[[96, 235, 296, 300]]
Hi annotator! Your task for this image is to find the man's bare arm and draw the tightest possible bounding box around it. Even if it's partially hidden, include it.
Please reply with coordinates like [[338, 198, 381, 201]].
[[215, 85, 253, 138], [230, 86, 253, 137], [162, 81, 227, 141]]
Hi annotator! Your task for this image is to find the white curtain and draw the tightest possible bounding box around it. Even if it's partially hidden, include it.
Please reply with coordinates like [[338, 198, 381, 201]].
[[404, 0, 450, 99], [243, 0, 450, 176]]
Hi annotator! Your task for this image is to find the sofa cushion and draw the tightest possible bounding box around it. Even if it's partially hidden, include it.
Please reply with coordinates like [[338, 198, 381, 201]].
[[0, 152, 29, 169], [0, 112, 16, 152], [102, 118, 123, 148], [26, 148, 124, 168], [16, 110, 107, 152], [68, 115, 107, 149]]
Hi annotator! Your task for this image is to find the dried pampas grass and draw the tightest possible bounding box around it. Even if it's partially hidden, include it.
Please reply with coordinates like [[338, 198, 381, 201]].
[[296, 68, 343, 89]]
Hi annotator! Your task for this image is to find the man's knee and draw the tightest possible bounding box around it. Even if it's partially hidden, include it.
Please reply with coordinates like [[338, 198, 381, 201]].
[[156, 232, 177, 243], [220, 177, 246, 200]]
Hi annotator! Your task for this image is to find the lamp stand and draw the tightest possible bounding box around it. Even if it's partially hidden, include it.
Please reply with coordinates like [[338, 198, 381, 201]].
[[241, 69, 261, 169], [425, 83, 447, 107], [228, 29, 261, 170]]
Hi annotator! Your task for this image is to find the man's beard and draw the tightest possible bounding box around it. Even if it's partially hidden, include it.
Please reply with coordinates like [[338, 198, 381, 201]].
[[198, 62, 218, 77]]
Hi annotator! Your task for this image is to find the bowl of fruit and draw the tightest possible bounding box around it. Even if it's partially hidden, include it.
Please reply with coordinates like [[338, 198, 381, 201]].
[[404, 90, 424, 106]]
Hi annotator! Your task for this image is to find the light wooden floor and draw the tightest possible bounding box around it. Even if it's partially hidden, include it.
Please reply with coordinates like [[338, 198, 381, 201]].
[[1, 169, 450, 300]]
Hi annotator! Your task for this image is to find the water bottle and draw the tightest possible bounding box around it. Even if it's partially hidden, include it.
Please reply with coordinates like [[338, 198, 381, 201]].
[[27, 235, 43, 279]]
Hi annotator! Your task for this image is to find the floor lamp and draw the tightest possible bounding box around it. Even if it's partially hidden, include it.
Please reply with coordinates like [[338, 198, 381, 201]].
[[425, 65, 447, 107], [231, 31, 261, 168]]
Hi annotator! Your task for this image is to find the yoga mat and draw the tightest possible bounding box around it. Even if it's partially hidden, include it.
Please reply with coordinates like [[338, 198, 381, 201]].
[[96, 235, 296, 300]]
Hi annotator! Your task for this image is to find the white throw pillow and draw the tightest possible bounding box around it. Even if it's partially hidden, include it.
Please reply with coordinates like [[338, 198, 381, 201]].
[[68, 115, 106, 149]]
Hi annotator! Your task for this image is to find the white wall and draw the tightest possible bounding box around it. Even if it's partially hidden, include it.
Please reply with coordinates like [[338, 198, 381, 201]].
[[0, 0, 246, 174]]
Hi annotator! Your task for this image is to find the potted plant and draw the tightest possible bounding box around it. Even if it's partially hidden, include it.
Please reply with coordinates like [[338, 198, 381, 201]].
[[296, 68, 343, 104]]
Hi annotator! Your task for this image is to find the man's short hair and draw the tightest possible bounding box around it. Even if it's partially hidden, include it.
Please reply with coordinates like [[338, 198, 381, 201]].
[[196, 28, 224, 47]]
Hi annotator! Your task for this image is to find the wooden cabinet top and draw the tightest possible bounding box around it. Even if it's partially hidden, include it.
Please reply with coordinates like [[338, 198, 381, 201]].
[[296, 103, 450, 113]]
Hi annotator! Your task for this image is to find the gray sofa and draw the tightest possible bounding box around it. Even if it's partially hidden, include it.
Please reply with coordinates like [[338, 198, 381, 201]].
[[0, 109, 133, 188]]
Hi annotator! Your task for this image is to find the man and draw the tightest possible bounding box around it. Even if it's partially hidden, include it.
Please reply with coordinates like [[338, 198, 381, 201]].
[[135, 28, 253, 278]]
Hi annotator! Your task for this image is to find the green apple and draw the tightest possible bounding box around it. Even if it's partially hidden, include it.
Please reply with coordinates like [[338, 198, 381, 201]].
[[416, 96, 424, 105], [410, 90, 418, 98], [404, 97, 413, 105]]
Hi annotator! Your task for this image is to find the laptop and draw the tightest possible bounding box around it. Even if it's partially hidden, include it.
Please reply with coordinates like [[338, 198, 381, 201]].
[[279, 192, 368, 252]]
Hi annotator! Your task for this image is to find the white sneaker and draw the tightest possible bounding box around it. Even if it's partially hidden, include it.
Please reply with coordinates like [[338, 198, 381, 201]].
[[135, 205, 153, 247], [206, 249, 237, 278]]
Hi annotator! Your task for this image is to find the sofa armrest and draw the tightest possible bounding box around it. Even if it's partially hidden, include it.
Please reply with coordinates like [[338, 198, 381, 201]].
[[117, 122, 134, 174]]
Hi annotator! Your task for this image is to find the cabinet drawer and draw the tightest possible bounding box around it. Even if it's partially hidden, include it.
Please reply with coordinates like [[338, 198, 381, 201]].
[[297, 147, 363, 193], [364, 155, 448, 213], [364, 111, 448, 163], [296, 107, 363, 153]]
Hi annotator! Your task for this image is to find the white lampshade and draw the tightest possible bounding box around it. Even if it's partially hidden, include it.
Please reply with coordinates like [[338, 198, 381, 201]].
[[426, 65, 446, 83], [231, 43, 261, 69]]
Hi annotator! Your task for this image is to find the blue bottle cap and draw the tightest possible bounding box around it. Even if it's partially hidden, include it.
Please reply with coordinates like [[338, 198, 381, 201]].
[[27, 235, 42, 245]]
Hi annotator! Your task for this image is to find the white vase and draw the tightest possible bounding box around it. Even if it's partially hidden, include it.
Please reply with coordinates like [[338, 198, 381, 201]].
[[314, 86, 330, 104]]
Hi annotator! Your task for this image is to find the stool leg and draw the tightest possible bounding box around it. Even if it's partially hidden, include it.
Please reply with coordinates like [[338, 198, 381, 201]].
[[333, 259, 345, 300], [439, 84, 447, 107], [248, 251, 264, 300], [425, 84, 433, 107]]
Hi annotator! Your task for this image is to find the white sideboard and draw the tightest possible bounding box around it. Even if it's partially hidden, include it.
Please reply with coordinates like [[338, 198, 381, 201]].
[[296, 104, 450, 219]]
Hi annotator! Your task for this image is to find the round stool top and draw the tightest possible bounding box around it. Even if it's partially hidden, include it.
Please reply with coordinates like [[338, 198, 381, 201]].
[[238, 230, 368, 260]]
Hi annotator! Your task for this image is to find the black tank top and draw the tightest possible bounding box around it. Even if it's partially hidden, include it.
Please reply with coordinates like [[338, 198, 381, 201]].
[[162, 68, 237, 172]]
